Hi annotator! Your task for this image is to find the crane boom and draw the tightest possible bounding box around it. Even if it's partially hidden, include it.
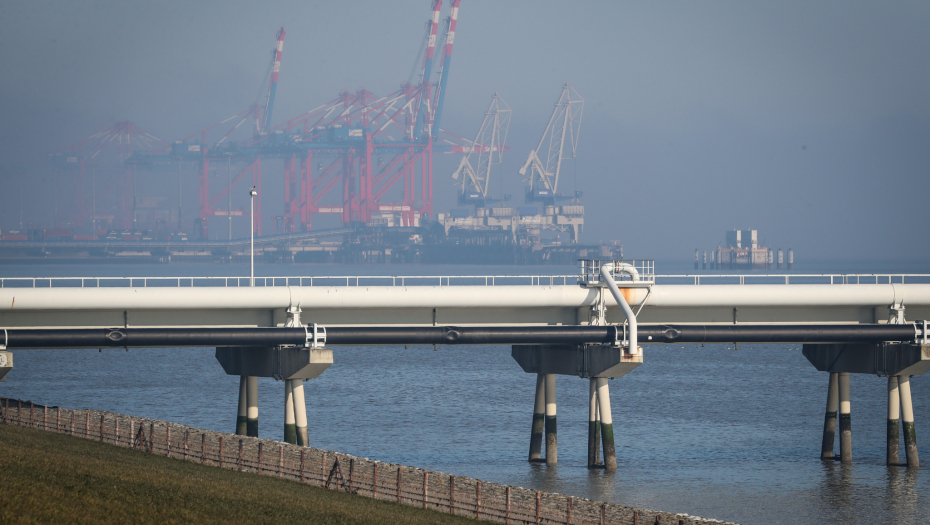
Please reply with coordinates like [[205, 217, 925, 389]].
[[519, 83, 583, 204], [413, 0, 442, 141], [261, 27, 286, 134], [431, 0, 460, 139]]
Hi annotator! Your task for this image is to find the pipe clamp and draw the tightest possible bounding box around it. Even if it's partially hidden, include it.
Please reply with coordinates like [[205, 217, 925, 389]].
[[304, 323, 326, 348]]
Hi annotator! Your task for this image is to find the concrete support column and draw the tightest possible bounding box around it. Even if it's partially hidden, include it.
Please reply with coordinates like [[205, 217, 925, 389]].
[[236, 376, 248, 436], [528, 374, 545, 462], [246, 376, 259, 437], [291, 379, 309, 446], [838, 372, 852, 463], [887, 375, 900, 466], [587, 378, 601, 469], [821, 372, 838, 460], [544, 374, 557, 466], [284, 380, 297, 444], [898, 375, 919, 468], [595, 377, 617, 471]]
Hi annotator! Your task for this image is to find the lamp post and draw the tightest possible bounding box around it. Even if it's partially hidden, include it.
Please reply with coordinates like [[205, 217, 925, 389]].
[[249, 186, 257, 286]]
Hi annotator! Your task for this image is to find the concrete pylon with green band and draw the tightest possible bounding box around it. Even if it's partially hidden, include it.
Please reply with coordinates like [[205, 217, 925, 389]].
[[528, 374, 545, 462], [820, 372, 838, 460], [246, 376, 259, 437], [291, 379, 309, 446], [898, 375, 919, 468], [284, 379, 297, 444], [595, 377, 617, 471], [838, 372, 852, 463], [236, 376, 248, 436], [587, 378, 602, 468], [544, 374, 557, 466], [887, 375, 900, 465]]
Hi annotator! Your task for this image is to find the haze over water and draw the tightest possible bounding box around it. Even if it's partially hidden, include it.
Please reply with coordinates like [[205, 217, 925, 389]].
[[2, 261, 929, 524]]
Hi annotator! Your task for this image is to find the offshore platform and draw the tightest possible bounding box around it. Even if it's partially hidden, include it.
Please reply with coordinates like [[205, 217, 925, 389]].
[[1, 1, 619, 264]]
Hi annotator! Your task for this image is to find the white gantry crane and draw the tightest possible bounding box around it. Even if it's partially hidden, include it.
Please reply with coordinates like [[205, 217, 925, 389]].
[[451, 93, 511, 206], [519, 83, 584, 205]]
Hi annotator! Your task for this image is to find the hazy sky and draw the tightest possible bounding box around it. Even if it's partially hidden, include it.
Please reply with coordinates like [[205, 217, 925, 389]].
[[1, 1, 928, 261]]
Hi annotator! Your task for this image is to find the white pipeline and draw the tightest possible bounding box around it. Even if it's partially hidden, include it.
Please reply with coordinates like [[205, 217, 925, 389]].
[[600, 264, 638, 355]]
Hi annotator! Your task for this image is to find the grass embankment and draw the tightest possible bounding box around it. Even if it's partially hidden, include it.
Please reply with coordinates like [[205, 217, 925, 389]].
[[0, 423, 490, 525]]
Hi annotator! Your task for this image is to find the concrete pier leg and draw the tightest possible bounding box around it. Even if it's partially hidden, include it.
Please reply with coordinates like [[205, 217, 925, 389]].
[[236, 376, 248, 436], [284, 380, 297, 444], [898, 375, 919, 468], [595, 377, 617, 471], [887, 375, 900, 466], [587, 378, 602, 468], [246, 376, 259, 437], [821, 372, 838, 459], [838, 372, 852, 463], [544, 374, 557, 466], [528, 374, 545, 462], [291, 379, 309, 447]]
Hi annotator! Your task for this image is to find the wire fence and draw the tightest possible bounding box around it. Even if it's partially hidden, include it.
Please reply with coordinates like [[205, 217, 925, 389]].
[[0, 398, 730, 525]]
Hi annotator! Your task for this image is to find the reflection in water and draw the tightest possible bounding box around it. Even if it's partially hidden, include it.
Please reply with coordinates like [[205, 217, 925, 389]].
[[885, 467, 920, 524]]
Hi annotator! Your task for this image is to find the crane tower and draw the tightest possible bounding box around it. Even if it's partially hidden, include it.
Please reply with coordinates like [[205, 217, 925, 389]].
[[451, 93, 511, 207], [519, 83, 584, 206]]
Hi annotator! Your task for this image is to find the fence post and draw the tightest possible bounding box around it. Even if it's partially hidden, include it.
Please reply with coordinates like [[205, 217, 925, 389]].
[[300, 450, 305, 483], [372, 462, 378, 498], [348, 459, 354, 492], [506, 486, 511, 525], [99, 415, 104, 442], [238, 439, 244, 472], [258, 442, 264, 474], [423, 472, 428, 508], [321, 453, 326, 481], [30, 401, 34, 428], [44, 405, 48, 430], [449, 476, 455, 514], [149, 423, 154, 453], [18, 399, 22, 425], [600, 503, 606, 525], [201, 433, 206, 464], [476, 480, 481, 519], [633, 510, 639, 525], [115, 418, 120, 444], [57, 408, 61, 433], [567, 496, 572, 525], [278, 446, 283, 478], [129, 420, 134, 447], [166, 426, 171, 457], [184, 430, 190, 460], [85, 412, 89, 438], [396, 467, 402, 504], [536, 491, 541, 525], [219, 436, 224, 468]]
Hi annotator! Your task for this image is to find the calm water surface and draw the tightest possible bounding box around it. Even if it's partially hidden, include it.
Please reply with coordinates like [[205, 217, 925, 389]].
[[1, 260, 928, 524]]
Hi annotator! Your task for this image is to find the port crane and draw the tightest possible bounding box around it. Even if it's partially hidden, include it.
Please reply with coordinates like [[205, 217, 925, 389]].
[[451, 93, 511, 207], [518, 83, 584, 205]]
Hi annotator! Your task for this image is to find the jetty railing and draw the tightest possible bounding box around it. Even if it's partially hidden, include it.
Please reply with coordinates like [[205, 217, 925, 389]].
[[2, 273, 928, 289], [0, 397, 723, 525]]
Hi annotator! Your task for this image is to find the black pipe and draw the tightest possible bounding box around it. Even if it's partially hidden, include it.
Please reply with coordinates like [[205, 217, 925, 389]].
[[0, 323, 921, 349]]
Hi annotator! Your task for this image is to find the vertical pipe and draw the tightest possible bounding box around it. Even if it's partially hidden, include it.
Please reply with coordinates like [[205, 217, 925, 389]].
[[528, 374, 545, 461], [821, 372, 839, 460], [838, 372, 852, 463], [236, 376, 248, 435], [596, 377, 617, 471], [887, 375, 900, 466], [246, 376, 259, 437], [587, 378, 601, 468], [544, 373, 557, 465], [898, 375, 919, 468], [284, 379, 296, 444], [291, 379, 309, 446]]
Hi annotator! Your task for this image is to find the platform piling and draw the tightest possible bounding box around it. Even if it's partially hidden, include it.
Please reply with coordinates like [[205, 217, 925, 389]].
[[291, 378, 309, 446], [246, 376, 259, 437], [821, 372, 838, 460], [595, 377, 617, 471], [284, 379, 296, 444], [544, 374, 557, 465], [236, 376, 248, 435], [838, 372, 852, 463], [528, 374, 545, 462], [898, 375, 919, 468], [587, 378, 601, 468], [887, 375, 900, 466]]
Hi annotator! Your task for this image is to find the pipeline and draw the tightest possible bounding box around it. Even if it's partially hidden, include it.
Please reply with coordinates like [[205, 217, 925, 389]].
[[0, 323, 925, 349], [600, 263, 638, 355]]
